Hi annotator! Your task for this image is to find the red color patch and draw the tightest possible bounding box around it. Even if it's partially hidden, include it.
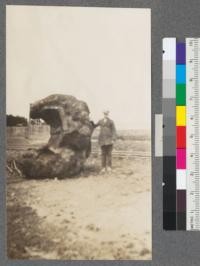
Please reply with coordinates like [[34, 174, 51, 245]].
[[176, 126, 186, 148]]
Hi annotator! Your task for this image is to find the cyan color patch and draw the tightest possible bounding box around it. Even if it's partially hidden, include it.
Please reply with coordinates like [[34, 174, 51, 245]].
[[176, 65, 186, 84]]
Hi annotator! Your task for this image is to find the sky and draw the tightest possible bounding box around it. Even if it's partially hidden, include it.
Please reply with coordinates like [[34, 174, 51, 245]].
[[6, 6, 151, 130]]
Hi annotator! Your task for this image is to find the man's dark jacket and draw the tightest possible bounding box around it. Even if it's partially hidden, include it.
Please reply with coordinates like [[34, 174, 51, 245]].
[[96, 118, 117, 146]]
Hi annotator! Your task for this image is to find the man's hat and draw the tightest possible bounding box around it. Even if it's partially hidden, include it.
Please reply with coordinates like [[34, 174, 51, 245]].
[[103, 110, 109, 115]]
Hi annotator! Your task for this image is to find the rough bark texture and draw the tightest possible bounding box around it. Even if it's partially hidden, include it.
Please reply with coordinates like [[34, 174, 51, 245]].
[[19, 94, 95, 178]]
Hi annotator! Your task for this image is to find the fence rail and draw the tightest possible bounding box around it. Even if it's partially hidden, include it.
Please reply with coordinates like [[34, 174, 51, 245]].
[[7, 144, 150, 158], [7, 126, 150, 158]]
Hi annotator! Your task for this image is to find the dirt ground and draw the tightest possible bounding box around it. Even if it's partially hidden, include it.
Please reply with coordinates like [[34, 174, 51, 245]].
[[7, 140, 151, 260]]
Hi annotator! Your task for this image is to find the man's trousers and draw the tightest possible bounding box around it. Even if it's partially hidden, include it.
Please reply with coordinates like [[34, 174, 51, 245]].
[[101, 144, 113, 168]]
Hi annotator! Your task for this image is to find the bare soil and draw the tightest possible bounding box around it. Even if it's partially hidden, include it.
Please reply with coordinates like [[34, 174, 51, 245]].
[[7, 140, 151, 260]]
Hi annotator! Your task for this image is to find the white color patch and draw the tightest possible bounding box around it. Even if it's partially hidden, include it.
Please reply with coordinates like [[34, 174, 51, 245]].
[[176, 169, 186, 190]]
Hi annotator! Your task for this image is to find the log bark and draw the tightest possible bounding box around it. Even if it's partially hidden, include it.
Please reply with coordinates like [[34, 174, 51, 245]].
[[19, 94, 95, 178]]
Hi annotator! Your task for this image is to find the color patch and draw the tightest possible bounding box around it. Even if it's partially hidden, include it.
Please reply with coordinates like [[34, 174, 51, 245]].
[[163, 61, 176, 79], [176, 212, 186, 230], [176, 169, 186, 189], [163, 99, 175, 117], [176, 84, 186, 105], [163, 79, 176, 98], [163, 136, 176, 156], [163, 117, 176, 136], [176, 149, 186, 169], [177, 190, 186, 212], [176, 126, 186, 148], [163, 38, 176, 60], [176, 43, 186, 64], [176, 65, 186, 84], [176, 106, 186, 126]]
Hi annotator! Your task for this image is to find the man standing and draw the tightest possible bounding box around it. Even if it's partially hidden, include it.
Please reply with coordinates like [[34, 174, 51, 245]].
[[95, 110, 117, 173]]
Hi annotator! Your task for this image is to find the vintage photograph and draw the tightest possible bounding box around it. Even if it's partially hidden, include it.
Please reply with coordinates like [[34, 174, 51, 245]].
[[6, 6, 151, 260]]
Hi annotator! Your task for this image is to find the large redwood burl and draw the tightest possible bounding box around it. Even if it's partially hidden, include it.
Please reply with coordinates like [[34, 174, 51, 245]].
[[19, 94, 95, 178]]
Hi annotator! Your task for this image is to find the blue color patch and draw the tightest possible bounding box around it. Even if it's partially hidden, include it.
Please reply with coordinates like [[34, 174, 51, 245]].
[[176, 65, 186, 84]]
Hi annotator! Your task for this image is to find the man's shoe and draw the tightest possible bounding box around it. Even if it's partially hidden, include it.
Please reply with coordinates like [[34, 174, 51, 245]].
[[107, 167, 112, 172], [100, 168, 106, 173]]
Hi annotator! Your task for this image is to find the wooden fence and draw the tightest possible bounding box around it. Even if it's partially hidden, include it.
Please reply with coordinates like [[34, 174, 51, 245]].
[[7, 126, 150, 158]]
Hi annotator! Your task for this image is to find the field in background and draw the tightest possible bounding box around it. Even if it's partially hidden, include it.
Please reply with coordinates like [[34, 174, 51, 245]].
[[7, 126, 151, 158]]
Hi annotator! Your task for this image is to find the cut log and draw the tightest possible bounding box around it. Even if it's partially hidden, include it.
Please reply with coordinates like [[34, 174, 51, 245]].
[[19, 94, 95, 179]]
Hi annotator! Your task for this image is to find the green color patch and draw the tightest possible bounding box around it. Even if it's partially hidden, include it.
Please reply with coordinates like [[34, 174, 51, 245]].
[[176, 84, 186, 105]]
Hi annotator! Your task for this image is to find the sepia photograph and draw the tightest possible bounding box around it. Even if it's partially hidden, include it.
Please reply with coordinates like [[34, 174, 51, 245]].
[[6, 5, 151, 260]]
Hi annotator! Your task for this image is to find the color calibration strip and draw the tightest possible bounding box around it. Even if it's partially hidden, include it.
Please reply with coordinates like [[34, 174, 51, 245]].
[[163, 38, 176, 230], [176, 42, 186, 230], [163, 38, 200, 230]]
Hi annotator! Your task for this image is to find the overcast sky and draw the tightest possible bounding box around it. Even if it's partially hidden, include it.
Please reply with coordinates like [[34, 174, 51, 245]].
[[6, 6, 151, 130]]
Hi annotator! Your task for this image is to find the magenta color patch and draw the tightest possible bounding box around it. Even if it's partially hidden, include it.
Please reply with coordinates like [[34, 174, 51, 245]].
[[176, 149, 186, 169]]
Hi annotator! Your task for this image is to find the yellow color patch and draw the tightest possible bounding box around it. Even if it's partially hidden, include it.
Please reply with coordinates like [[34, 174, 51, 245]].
[[176, 106, 186, 126]]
